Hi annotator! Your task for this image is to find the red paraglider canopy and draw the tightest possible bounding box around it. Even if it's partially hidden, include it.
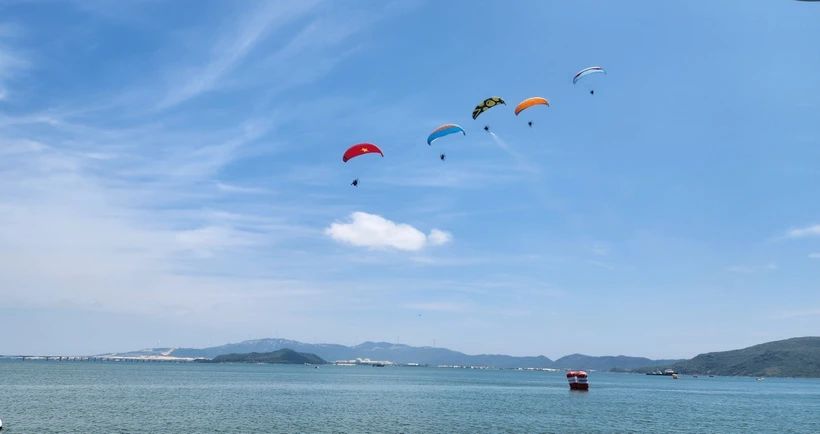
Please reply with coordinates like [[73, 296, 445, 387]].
[[343, 143, 384, 162]]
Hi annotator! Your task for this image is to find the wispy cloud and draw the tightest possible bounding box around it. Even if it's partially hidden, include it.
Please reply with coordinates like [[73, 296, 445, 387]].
[[784, 224, 820, 239], [213, 181, 269, 194], [488, 132, 540, 174], [727, 263, 778, 273], [771, 308, 820, 319], [175, 226, 266, 259], [402, 302, 469, 312], [408, 255, 492, 266], [325, 212, 453, 252], [156, 0, 324, 109], [373, 163, 527, 189], [400, 302, 536, 319], [0, 0, 417, 327], [0, 21, 29, 100], [498, 309, 533, 318], [591, 243, 608, 256], [587, 260, 614, 270], [809, 253, 820, 259]]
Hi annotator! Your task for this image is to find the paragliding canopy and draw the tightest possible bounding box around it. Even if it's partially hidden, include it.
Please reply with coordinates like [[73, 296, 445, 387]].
[[427, 124, 465, 145], [514, 97, 550, 116], [472, 96, 506, 120], [573, 66, 606, 84], [343, 143, 384, 162]]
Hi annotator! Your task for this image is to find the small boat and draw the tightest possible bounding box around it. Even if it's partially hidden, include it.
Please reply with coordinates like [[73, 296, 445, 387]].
[[692, 375, 698, 378], [372, 363, 385, 367], [567, 371, 589, 391], [709, 375, 715, 377], [756, 377, 764, 381], [672, 374, 679, 379], [314, 366, 318, 369]]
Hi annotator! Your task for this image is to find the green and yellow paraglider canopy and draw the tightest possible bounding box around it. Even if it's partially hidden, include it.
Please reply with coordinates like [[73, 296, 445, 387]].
[[472, 96, 506, 120]]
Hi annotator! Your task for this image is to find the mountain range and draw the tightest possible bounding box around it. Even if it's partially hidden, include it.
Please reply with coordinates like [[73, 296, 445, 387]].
[[108, 338, 683, 371]]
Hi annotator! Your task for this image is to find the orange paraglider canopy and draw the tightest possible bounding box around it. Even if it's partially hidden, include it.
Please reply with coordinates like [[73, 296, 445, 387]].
[[514, 97, 550, 116], [343, 143, 384, 162]]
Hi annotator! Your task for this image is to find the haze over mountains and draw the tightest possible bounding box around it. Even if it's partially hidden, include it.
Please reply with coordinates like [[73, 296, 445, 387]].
[[110, 338, 683, 370]]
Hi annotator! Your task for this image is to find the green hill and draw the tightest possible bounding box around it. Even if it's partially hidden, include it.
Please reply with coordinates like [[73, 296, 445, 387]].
[[630, 337, 820, 378], [198, 348, 327, 365]]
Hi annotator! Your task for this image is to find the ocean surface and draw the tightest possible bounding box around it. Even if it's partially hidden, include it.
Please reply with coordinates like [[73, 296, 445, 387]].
[[1, 361, 819, 433]]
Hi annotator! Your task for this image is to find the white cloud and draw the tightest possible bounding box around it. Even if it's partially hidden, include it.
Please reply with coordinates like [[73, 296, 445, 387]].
[[325, 212, 453, 252], [809, 253, 820, 259], [591, 244, 607, 256], [727, 265, 752, 273], [428, 229, 453, 246], [785, 224, 820, 239]]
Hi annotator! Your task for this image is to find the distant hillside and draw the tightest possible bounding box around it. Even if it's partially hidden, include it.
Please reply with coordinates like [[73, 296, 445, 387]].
[[198, 349, 326, 365], [167, 339, 555, 368], [629, 337, 820, 378], [110, 338, 675, 370], [553, 354, 684, 371]]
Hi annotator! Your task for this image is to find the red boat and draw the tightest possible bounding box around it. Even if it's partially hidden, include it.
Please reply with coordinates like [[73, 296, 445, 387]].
[[567, 371, 589, 391]]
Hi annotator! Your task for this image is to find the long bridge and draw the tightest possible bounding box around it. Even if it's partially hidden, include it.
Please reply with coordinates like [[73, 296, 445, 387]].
[[0, 355, 196, 363]]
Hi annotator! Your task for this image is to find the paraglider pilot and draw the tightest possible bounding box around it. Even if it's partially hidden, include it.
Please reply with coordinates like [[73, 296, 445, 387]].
[[528, 121, 533, 127], [590, 90, 595, 95], [484, 125, 489, 132], [351, 178, 358, 187], [440, 153, 446, 161]]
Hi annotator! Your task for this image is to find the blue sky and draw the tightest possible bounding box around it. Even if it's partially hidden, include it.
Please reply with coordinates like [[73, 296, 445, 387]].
[[1, 0, 819, 359]]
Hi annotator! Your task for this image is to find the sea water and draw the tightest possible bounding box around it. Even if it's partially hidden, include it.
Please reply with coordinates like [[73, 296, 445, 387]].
[[1, 361, 819, 433]]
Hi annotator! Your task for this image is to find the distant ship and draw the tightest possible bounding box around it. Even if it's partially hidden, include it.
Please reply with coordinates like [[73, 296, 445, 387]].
[[372, 363, 385, 367], [646, 369, 678, 376]]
